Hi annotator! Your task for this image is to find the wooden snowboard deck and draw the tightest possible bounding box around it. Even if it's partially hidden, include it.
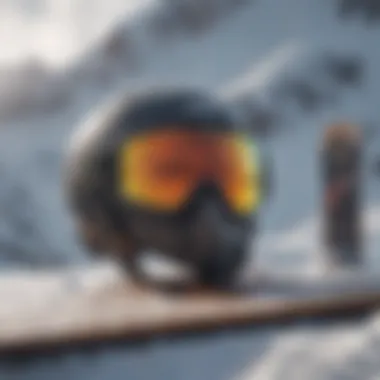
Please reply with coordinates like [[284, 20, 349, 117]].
[[1, 264, 380, 354]]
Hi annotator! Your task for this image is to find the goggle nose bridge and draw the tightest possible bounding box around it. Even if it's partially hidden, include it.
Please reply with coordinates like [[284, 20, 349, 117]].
[[184, 179, 229, 211]]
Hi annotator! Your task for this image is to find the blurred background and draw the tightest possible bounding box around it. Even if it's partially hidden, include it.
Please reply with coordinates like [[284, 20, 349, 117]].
[[1, 0, 380, 379]]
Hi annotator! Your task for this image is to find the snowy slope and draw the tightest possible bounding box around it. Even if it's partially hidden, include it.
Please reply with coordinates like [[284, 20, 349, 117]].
[[0, 0, 380, 378], [0, 0, 376, 266]]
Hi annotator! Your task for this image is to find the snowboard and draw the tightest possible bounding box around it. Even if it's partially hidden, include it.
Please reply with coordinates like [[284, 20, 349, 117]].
[[320, 122, 363, 267], [1, 263, 380, 355]]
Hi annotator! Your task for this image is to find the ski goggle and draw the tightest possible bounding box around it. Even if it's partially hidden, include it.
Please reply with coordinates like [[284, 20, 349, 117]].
[[117, 129, 262, 215]]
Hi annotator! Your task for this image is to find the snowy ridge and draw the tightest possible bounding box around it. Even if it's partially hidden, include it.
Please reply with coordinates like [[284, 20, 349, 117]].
[[219, 41, 364, 136], [0, 0, 249, 122]]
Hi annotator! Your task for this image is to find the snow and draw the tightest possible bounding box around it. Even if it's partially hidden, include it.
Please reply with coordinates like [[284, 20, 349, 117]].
[[0, 0, 157, 67], [0, 0, 380, 378]]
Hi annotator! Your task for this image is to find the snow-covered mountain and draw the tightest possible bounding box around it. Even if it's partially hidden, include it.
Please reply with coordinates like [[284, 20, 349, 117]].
[[0, 0, 380, 378]]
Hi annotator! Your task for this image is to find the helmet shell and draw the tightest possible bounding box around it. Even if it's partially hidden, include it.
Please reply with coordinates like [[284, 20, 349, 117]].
[[64, 88, 241, 243]]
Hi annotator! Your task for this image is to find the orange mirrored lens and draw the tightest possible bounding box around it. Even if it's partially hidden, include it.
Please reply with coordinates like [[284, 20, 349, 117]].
[[118, 130, 261, 214]]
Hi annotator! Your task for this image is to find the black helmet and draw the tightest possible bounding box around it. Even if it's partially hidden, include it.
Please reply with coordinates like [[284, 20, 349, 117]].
[[64, 87, 253, 288], [64, 87, 238, 228]]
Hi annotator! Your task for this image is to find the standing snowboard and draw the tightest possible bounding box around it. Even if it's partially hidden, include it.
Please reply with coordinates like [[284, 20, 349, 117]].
[[320, 123, 363, 267]]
